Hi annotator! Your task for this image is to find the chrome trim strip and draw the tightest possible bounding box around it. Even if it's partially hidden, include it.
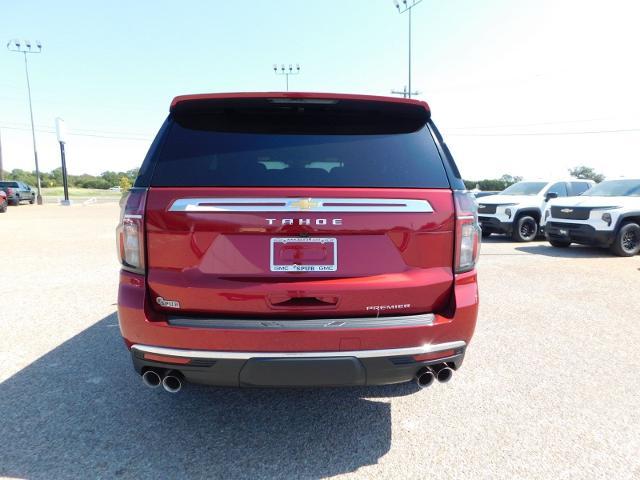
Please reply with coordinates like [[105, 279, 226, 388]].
[[131, 340, 466, 360], [167, 313, 435, 330], [168, 197, 433, 213]]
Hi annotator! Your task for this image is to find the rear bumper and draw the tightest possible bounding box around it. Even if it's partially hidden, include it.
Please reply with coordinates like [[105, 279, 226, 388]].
[[131, 341, 466, 387], [479, 216, 512, 234], [545, 221, 615, 247], [118, 269, 478, 387]]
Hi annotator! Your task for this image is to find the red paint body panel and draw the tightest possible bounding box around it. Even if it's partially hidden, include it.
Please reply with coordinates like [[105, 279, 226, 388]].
[[118, 269, 478, 352], [145, 187, 455, 317]]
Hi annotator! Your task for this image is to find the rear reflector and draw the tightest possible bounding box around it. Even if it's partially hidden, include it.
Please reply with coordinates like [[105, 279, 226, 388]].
[[413, 350, 456, 362], [143, 353, 192, 365]]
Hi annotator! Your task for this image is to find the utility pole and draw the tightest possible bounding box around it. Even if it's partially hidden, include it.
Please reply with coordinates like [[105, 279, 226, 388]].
[[393, 0, 423, 98], [391, 86, 420, 99], [7, 38, 43, 204], [273, 64, 300, 91], [0, 129, 4, 180]]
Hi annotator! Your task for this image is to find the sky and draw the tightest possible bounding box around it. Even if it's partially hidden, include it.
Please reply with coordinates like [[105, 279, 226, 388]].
[[1, 0, 640, 181]]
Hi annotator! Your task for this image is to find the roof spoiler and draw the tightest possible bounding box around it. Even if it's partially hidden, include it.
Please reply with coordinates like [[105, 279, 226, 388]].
[[170, 92, 430, 113], [169, 92, 430, 135]]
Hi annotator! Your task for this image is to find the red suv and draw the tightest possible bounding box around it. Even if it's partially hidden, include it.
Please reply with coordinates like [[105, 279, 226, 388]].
[[117, 92, 480, 393]]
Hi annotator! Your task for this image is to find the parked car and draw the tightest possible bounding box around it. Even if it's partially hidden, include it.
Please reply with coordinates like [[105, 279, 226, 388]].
[[545, 178, 640, 256], [117, 92, 481, 393], [473, 191, 500, 199], [476, 179, 594, 241], [0, 181, 36, 206], [109, 186, 122, 192], [0, 189, 7, 213]]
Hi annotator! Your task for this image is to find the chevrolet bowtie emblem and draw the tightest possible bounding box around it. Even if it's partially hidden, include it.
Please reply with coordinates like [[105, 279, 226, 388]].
[[289, 198, 320, 210], [560, 208, 574, 213]]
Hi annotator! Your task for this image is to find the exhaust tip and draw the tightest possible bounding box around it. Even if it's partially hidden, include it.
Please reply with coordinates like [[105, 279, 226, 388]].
[[142, 370, 162, 388], [415, 367, 435, 389], [162, 374, 182, 393], [434, 364, 454, 383]]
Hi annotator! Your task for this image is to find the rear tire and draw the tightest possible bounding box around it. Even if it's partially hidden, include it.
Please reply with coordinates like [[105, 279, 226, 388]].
[[548, 239, 571, 248], [29, 196, 35, 204], [481, 230, 492, 239], [10, 198, 19, 206], [512, 215, 538, 242], [610, 222, 640, 257], [0, 200, 7, 213]]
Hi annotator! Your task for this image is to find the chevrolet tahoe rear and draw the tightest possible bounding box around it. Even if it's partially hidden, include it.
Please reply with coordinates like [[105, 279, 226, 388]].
[[117, 92, 480, 392]]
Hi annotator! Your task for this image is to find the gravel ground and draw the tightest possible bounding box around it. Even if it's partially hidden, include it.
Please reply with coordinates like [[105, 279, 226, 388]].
[[1, 204, 639, 480]]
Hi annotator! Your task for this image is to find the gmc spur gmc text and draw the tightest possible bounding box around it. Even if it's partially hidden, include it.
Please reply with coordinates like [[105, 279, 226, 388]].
[[116, 92, 480, 393]]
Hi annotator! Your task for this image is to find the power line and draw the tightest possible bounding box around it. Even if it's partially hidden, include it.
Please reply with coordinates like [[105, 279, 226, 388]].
[[447, 128, 640, 137], [446, 117, 612, 130], [0, 120, 154, 138], [0, 124, 152, 141]]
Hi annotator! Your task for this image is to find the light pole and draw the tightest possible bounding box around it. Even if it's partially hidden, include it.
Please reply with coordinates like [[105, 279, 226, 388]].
[[55, 118, 71, 206], [273, 64, 300, 91], [393, 0, 423, 98], [7, 38, 43, 204]]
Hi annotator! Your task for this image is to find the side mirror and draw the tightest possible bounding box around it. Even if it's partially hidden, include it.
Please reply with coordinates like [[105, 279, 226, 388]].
[[545, 192, 558, 202]]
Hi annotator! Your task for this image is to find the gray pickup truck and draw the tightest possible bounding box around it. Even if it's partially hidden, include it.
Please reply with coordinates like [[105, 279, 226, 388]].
[[0, 181, 36, 206]]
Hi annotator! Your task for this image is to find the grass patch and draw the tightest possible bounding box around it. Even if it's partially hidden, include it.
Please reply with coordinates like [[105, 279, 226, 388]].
[[41, 187, 122, 198]]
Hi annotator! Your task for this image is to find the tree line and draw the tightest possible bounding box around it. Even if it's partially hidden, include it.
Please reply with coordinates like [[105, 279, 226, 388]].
[[463, 166, 605, 191], [1, 165, 605, 191], [1, 168, 139, 190]]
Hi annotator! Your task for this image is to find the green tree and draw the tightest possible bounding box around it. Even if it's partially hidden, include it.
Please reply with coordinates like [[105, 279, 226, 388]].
[[463, 174, 523, 192], [7, 169, 37, 186], [499, 174, 523, 185], [119, 176, 132, 192], [568, 166, 605, 183], [39, 167, 63, 187], [125, 168, 139, 182], [100, 171, 120, 187]]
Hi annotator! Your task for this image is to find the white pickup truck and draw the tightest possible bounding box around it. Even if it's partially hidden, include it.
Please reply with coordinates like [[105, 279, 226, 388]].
[[477, 179, 594, 242], [544, 178, 640, 256]]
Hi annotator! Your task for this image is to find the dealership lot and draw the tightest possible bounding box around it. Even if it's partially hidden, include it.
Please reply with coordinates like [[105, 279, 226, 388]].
[[1, 204, 639, 480]]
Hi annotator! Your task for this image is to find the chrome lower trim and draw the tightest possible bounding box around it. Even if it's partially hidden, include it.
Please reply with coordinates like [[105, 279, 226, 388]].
[[168, 197, 433, 213], [131, 341, 466, 360], [167, 313, 435, 330]]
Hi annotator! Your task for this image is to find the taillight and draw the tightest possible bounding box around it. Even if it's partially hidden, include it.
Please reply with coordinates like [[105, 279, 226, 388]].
[[7, 187, 15, 195], [116, 187, 147, 274], [453, 191, 481, 273]]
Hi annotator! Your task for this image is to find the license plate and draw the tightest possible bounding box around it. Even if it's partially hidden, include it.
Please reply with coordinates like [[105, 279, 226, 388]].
[[270, 237, 337, 272], [559, 229, 568, 235]]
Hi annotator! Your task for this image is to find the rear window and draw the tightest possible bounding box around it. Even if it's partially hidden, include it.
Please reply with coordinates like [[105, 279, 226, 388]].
[[0, 182, 18, 188], [149, 118, 449, 189]]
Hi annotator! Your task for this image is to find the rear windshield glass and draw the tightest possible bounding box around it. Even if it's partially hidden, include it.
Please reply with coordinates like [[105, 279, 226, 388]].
[[499, 182, 547, 196], [582, 179, 640, 197], [150, 121, 449, 188], [0, 182, 18, 188]]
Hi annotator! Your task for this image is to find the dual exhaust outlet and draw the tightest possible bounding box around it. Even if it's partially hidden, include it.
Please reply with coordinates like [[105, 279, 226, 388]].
[[415, 363, 454, 388], [142, 364, 453, 391], [142, 369, 183, 393]]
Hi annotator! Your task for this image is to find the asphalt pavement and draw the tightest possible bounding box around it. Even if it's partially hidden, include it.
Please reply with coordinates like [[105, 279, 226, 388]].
[[1, 203, 639, 479]]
